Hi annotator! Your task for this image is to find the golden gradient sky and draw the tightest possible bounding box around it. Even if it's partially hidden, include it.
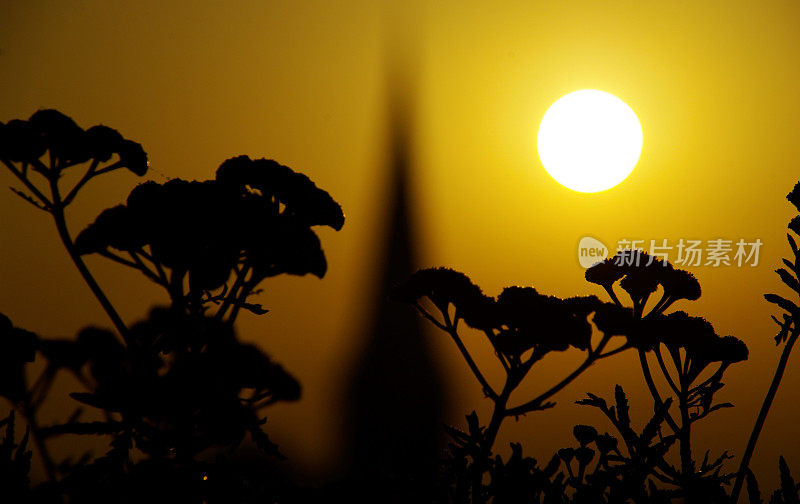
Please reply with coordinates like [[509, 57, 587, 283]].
[[3, 0, 800, 484]]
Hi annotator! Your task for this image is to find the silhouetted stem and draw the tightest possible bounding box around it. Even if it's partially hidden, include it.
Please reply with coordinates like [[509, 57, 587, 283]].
[[442, 311, 498, 400], [481, 328, 510, 372], [2, 159, 53, 209], [128, 251, 167, 286], [412, 302, 447, 331], [504, 335, 615, 417], [638, 349, 680, 433], [473, 380, 514, 504], [678, 374, 694, 496], [729, 327, 800, 504], [654, 346, 681, 396], [216, 265, 251, 321], [605, 286, 623, 307], [62, 159, 99, 205], [20, 401, 57, 484], [50, 197, 130, 344], [227, 277, 256, 323]]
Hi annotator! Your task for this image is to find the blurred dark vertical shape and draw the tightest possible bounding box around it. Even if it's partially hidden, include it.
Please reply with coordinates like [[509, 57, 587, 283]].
[[342, 65, 447, 501]]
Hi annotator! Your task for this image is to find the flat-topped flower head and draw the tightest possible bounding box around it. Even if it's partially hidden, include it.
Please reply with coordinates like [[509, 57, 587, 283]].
[[391, 267, 491, 324], [0, 109, 148, 177], [216, 155, 344, 231], [586, 250, 700, 314], [0, 119, 46, 162], [660, 268, 701, 302], [492, 287, 597, 354], [584, 257, 625, 289]]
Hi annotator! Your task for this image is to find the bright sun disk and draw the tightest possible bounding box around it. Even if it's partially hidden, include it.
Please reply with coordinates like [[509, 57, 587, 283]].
[[537, 89, 643, 193]]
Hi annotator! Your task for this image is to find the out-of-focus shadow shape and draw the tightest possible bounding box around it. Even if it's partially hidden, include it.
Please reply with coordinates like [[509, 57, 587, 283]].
[[342, 63, 447, 501]]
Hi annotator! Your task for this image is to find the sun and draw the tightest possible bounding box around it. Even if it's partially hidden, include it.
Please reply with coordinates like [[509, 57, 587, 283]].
[[537, 89, 643, 193]]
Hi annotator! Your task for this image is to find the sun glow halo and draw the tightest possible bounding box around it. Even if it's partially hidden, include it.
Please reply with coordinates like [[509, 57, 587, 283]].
[[537, 90, 643, 193]]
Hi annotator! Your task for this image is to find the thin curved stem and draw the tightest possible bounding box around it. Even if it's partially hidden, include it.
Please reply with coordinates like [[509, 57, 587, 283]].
[[2, 159, 53, 208], [481, 328, 510, 372], [730, 327, 799, 504], [441, 309, 498, 400], [215, 264, 251, 321], [226, 277, 256, 324], [638, 349, 680, 433], [654, 345, 681, 396], [49, 185, 130, 343], [19, 401, 57, 484], [62, 159, 99, 205], [505, 335, 614, 418]]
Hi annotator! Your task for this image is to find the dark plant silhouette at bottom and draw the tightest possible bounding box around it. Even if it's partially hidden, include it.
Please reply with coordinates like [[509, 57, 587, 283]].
[[3, 108, 800, 503]]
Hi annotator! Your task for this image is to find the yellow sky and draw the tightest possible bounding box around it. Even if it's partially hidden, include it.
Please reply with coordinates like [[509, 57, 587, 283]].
[[2, 0, 800, 484]]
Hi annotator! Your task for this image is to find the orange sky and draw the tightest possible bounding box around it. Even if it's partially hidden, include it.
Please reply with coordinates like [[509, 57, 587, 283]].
[[3, 0, 800, 485]]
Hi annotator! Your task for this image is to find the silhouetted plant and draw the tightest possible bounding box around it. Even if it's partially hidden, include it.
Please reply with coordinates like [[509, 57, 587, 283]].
[[729, 182, 800, 503], [1, 110, 148, 342], [395, 252, 749, 503], [569, 386, 678, 503], [73, 156, 344, 322], [0, 110, 344, 502], [741, 457, 800, 504], [585, 251, 747, 502], [0, 411, 33, 502], [393, 267, 633, 503]]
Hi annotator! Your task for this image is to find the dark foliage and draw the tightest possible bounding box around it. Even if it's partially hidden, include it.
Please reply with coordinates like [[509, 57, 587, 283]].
[[0, 110, 344, 502], [74, 156, 344, 320]]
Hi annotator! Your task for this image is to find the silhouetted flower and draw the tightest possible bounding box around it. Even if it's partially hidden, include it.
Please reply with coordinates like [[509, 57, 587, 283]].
[[573, 425, 598, 446], [646, 311, 748, 380], [0, 110, 148, 177], [391, 267, 492, 324], [492, 287, 596, 354], [74, 205, 147, 254], [587, 250, 700, 316], [85, 125, 124, 162], [574, 447, 595, 466], [28, 109, 91, 166], [117, 139, 149, 176], [660, 268, 701, 302], [585, 258, 625, 289], [595, 434, 618, 454], [558, 448, 575, 463], [69, 307, 300, 460], [0, 119, 45, 162], [76, 159, 342, 304], [592, 304, 634, 338], [216, 155, 344, 231], [618, 251, 671, 301]]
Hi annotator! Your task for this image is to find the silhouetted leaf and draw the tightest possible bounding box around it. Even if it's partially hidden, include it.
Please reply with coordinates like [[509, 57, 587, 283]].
[[790, 216, 800, 237], [576, 393, 607, 412], [779, 456, 799, 504], [788, 182, 800, 213], [777, 268, 800, 294], [747, 469, 763, 504], [765, 293, 799, 316]]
